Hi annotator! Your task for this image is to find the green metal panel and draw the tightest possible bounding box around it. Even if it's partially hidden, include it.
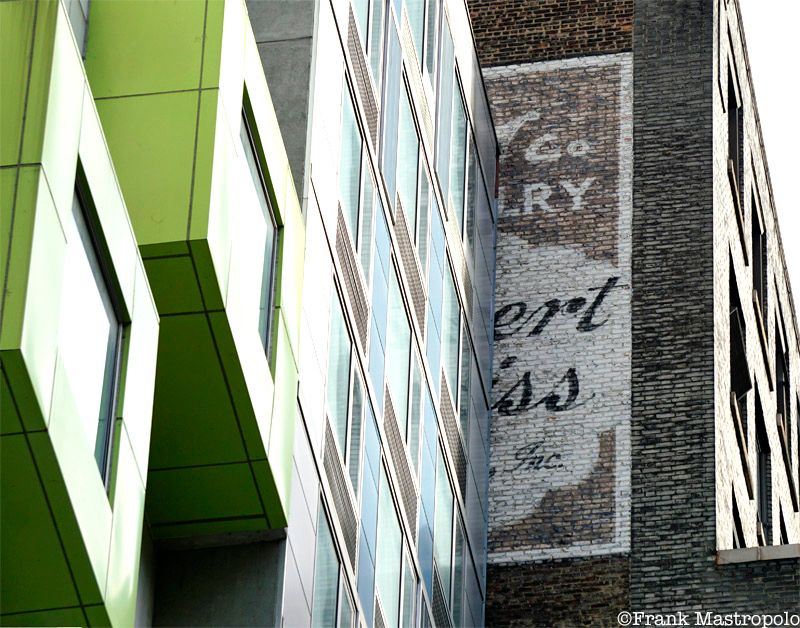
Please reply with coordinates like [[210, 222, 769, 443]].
[[94, 91, 199, 246], [0, 434, 81, 613], [85, 0, 208, 98], [85, 0, 305, 539], [0, 2, 160, 625], [0, 0, 57, 168]]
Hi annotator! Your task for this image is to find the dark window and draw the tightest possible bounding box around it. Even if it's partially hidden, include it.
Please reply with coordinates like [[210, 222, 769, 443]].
[[796, 395, 800, 488], [775, 318, 790, 435], [729, 260, 751, 424], [755, 398, 771, 546], [751, 194, 767, 322], [72, 187, 124, 485], [240, 112, 279, 361], [727, 63, 744, 214], [732, 490, 746, 549], [779, 506, 789, 545]]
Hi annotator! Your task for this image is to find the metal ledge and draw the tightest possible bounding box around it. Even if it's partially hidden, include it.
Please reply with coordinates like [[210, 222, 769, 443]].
[[717, 544, 800, 564]]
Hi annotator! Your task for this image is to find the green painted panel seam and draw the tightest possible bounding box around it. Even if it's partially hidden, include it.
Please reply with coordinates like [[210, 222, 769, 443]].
[[0, 603, 83, 616], [148, 458, 268, 473], [0, 429, 47, 437], [0, 356, 43, 437], [158, 309, 225, 319], [185, 0, 210, 240], [201, 312, 269, 522], [150, 513, 266, 528], [139, 252, 190, 262], [0, 162, 41, 170], [19, 430, 89, 624], [251, 460, 275, 528], [93, 86, 217, 102], [0, 350, 45, 428], [0, 0, 39, 334], [187, 240, 209, 311]]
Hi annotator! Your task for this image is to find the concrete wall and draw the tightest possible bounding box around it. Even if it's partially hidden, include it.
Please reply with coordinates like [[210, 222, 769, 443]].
[[152, 539, 285, 627], [245, 0, 316, 198]]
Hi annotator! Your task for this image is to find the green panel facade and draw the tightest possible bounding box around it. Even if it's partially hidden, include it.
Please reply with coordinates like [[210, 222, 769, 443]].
[[1, 0, 304, 624], [86, 0, 304, 537], [1, 1, 159, 625]]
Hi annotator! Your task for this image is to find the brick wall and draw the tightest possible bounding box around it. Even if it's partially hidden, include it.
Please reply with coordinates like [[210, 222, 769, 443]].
[[467, 0, 633, 68], [487, 556, 629, 626], [476, 0, 800, 622], [631, 0, 799, 611], [484, 52, 633, 626]]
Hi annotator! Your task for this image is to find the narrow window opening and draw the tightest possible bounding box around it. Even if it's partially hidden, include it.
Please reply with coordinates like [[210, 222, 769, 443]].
[[755, 401, 772, 546], [72, 185, 125, 488], [750, 193, 767, 322], [775, 318, 790, 439], [729, 260, 751, 427], [240, 111, 279, 362], [779, 506, 789, 545], [727, 62, 744, 216], [732, 490, 746, 549]]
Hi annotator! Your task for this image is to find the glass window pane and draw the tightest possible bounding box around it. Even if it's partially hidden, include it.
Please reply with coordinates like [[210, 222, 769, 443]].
[[449, 83, 467, 230], [451, 523, 464, 624], [433, 446, 453, 599], [382, 20, 402, 206], [386, 268, 411, 422], [349, 374, 364, 493], [401, 552, 417, 626], [260, 217, 277, 351], [64, 191, 121, 477], [441, 265, 460, 395], [328, 292, 352, 455], [409, 356, 422, 474], [458, 327, 471, 435], [312, 508, 340, 626], [376, 468, 402, 628], [240, 115, 278, 354], [435, 23, 454, 199], [340, 88, 362, 240], [465, 136, 478, 253], [423, 0, 439, 80], [417, 171, 430, 277], [338, 579, 354, 628], [406, 0, 425, 60], [368, 0, 385, 90], [354, 0, 369, 42], [360, 164, 376, 284], [397, 89, 419, 228]]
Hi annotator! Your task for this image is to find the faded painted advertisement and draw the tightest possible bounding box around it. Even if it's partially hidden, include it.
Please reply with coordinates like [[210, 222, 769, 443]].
[[486, 54, 632, 561]]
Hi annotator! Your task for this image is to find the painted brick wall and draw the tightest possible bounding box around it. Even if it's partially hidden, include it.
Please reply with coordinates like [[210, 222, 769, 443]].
[[467, 0, 633, 68], [483, 52, 633, 625]]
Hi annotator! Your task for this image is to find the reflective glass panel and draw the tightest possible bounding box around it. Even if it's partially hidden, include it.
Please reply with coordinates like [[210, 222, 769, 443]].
[[328, 292, 352, 454], [312, 508, 340, 626], [62, 190, 121, 479], [376, 468, 402, 628]]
